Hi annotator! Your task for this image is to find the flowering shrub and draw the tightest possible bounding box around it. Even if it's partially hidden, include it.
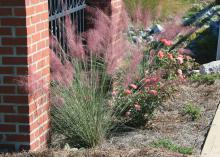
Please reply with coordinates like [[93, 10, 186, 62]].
[[111, 34, 200, 128], [113, 75, 162, 127], [148, 38, 197, 81]]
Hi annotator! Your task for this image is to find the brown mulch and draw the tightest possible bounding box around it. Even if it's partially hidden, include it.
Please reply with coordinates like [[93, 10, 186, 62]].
[[100, 80, 220, 156], [1, 80, 219, 157], [0, 148, 187, 157]]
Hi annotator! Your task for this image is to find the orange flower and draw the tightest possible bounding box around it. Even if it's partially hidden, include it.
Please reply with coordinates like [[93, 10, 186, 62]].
[[167, 53, 174, 60], [148, 90, 158, 96], [124, 89, 132, 95], [130, 84, 138, 89], [158, 51, 164, 59], [134, 104, 141, 111]]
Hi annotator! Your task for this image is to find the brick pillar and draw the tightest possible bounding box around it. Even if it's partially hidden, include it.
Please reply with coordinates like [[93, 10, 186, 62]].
[[110, 0, 126, 45], [0, 0, 50, 152]]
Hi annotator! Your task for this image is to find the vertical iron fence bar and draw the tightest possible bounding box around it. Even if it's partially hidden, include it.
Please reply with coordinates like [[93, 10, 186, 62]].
[[48, 0, 86, 51]]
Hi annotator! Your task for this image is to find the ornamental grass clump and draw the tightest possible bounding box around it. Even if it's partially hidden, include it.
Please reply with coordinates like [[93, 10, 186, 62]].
[[50, 7, 132, 148], [51, 57, 113, 148]]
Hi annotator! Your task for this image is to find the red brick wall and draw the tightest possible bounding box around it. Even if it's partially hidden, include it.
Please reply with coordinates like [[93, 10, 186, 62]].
[[0, 0, 50, 152]]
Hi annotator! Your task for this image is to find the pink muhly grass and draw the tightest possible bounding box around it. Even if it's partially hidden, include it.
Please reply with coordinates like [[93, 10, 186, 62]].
[[65, 17, 85, 59], [123, 48, 144, 87], [149, 50, 156, 65], [134, 4, 152, 28], [52, 95, 65, 108], [142, 9, 152, 28], [134, 4, 142, 25], [86, 7, 112, 46], [155, 17, 197, 41], [86, 7, 129, 75], [86, 29, 105, 54], [120, 2, 129, 31], [156, 22, 184, 41], [178, 48, 193, 56], [106, 39, 128, 75], [17, 70, 49, 96], [50, 50, 74, 86], [155, 1, 162, 19]]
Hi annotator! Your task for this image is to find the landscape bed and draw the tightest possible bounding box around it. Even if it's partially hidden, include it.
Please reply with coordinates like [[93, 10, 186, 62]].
[[1, 0, 220, 157]]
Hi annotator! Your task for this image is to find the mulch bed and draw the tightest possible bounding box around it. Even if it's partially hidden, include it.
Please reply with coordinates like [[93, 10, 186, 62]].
[[1, 80, 219, 157], [100, 80, 220, 156]]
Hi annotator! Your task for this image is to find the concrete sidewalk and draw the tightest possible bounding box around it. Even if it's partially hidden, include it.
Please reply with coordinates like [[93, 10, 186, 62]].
[[201, 102, 220, 157]]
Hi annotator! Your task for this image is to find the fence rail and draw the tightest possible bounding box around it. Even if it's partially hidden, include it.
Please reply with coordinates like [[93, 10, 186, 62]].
[[49, 0, 86, 50]]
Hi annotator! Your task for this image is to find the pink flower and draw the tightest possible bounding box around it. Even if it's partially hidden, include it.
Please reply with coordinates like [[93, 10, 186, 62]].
[[186, 56, 192, 61], [164, 40, 173, 46], [130, 84, 138, 89], [160, 38, 166, 43], [124, 89, 132, 95], [179, 75, 185, 80], [177, 55, 184, 64], [178, 48, 184, 55], [158, 51, 164, 59], [160, 38, 173, 46], [134, 104, 141, 111], [177, 69, 185, 80], [177, 69, 183, 75], [148, 90, 158, 96], [144, 77, 160, 86], [178, 48, 192, 56], [112, 90, 117, 96], [144, 78, 151, 84], [167, 53, 174, 60], [125, 111, 131, 117]]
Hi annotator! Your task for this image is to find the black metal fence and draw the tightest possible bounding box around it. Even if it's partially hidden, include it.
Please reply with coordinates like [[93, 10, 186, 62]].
[[49, 0, 86, 49]]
